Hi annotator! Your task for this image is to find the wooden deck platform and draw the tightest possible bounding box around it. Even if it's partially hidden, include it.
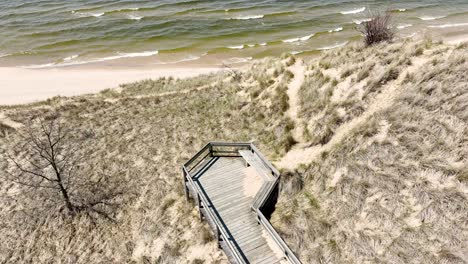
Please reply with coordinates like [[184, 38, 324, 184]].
[[195, 157, 282, 264], [183, 142, 301, 264]]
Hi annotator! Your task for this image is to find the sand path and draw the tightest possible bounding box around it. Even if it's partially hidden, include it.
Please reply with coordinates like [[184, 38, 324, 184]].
[[276, 55, 429, 170], [285, 60, 306, 142]]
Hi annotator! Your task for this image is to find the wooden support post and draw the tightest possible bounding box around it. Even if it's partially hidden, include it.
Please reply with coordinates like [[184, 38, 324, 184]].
[[183, 168, 189, 201], [197, 193, 204, 220], [216, 226, 222, 249]]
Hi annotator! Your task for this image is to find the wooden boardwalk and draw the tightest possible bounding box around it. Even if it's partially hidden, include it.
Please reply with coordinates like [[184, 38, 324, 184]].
[[195, 157, 281, 263], [183, 142, 301, 264]]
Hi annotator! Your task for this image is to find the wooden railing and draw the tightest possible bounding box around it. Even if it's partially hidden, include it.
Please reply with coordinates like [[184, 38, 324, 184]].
[[182, 142, 301, 264]]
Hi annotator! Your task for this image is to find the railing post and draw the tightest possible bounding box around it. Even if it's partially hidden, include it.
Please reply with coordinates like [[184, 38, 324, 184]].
[[197, 193, 204, 220], [183, 167, 189, 201], [216, 226, 222, 249]]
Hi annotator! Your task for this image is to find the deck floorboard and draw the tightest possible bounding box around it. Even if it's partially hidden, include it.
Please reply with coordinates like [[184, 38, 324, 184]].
[[197, 157, 282, 264]]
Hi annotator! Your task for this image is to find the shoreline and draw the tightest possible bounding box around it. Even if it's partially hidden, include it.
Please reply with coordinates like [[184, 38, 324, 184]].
[[0, 65, 222, 106], [1, 34, 467, 106]]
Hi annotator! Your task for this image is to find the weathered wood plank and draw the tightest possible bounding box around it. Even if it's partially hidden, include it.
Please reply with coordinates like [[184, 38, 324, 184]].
[[189, 156, 282, 263], [238, 150, 275, 180]]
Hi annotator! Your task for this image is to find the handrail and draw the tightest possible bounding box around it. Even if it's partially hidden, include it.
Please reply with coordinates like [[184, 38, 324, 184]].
[[184, 142, 211, 168], [183, 165, 248, 264], [245, 144, 301, 264], [183, 142, 301, 264]]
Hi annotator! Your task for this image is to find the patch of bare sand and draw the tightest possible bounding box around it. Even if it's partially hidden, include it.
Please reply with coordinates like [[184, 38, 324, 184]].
[[285, 60, 306, 142], [243, 166, 263, 198]]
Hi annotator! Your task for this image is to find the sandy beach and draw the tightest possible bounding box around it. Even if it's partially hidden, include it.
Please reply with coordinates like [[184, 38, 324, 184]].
[[0, 66, 221, 105], [1, 34, 466, 106]]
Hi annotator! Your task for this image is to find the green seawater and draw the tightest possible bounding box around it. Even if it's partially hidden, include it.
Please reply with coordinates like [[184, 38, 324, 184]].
[[0, 0, 467, 68]]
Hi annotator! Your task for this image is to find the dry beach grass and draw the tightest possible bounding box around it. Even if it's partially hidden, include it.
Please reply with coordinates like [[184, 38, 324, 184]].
[[0, 56, 294, 263], [0, 38, 467, 263], [272, 40, 468, 263]]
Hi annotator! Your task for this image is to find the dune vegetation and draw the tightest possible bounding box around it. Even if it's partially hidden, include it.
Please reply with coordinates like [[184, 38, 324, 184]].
[[272, 39, 468, 263], [0, 38, 467, 264], [0, 55, 294, 263]]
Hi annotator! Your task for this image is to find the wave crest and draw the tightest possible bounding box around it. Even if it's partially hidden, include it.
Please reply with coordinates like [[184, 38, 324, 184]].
[[418, 16, 446, 21], [353, 18, 371, 25], [397, 24, 412, 29], [317, 41, 348, 50], [23, 51, 158, 69], [128, 15, 143, 20], [229, 15, 264, 20], [428, 23, 468, 28], [283, 33, 314, 43], [72, 11, 104, 18], [227, 45, 245, 49], [328, 27, 343, 33], [222, 57, 253, 64], [341, 7, 365, 15]]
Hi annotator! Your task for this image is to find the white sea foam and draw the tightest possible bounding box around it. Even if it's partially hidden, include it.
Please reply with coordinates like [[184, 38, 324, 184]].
[[222, 57, 253, 64], [91, 12, 104, 17], [317, 41, 348, 51], [341, 7, 365, 15], [227, 45, 245, 49], [23, 51, 158, 69], [230, 15, 264, 20], [23, 62, 57, 69], [73, 11, 105, 18], [128, 15, 143, 20], [397, 24, 412, 29], [247, 44, 256, 47], [154, 54, 204, 65], [259, 42, 267, 46], [398, 9, 406, 12], [328, 27, 343, 33], [0, 53, 11, 58], [418, 16, 446, 21], [63, 54, 79, 61], [428, 23, 468, 28], [353, 18, 371, 25], [283, 33, 314, 43]]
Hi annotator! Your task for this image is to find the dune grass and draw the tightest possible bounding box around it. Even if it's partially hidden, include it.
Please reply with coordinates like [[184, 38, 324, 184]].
[[272, 40, 468, 263], [0, 39, 466, 264], [0, 57, 297, 263]]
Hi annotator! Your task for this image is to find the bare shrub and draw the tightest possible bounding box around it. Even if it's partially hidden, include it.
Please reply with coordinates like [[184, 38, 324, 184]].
[[2, 117, 128, 220], [360, 10, 394, 46]]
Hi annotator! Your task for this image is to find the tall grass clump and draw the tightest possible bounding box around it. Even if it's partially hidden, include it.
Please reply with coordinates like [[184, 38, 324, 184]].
[[360, 11, 394, 46]]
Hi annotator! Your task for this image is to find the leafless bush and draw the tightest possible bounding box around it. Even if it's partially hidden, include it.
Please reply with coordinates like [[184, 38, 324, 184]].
[[360, 10, 394, 46], [2, 117, 128, 220]]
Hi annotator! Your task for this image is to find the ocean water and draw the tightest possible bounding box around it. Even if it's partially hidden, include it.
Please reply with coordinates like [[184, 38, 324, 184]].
[[0, 0, 467, 68]]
